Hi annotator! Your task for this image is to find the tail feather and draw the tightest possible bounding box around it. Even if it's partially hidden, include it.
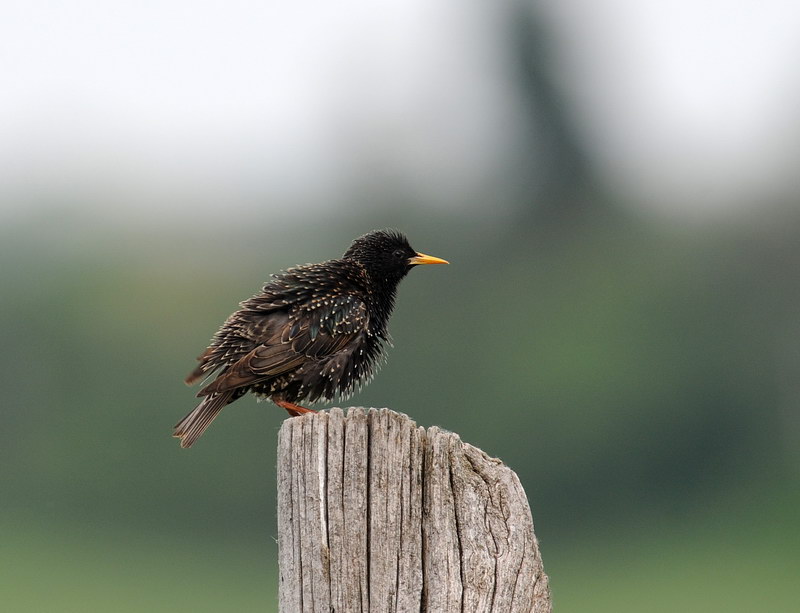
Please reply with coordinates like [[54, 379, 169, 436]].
[[173, 391, 233, 448]]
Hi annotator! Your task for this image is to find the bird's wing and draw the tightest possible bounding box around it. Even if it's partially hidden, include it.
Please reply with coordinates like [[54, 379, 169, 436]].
[[198, 295, 369, 395], [184, 309, 286, 385]]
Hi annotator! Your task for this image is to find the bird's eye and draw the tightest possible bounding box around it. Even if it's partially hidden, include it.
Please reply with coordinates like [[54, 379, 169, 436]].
[[393, 249, 406, 260]]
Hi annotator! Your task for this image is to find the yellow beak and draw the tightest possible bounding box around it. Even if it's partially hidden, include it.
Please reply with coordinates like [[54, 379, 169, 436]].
[[408, 252, 449, 266]]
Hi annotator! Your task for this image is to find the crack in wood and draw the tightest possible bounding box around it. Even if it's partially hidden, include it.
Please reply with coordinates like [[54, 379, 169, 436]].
[[278, 408, 551, 612]]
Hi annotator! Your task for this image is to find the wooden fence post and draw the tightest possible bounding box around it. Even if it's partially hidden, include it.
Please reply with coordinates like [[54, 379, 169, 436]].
[[277, 407, 551, 612]]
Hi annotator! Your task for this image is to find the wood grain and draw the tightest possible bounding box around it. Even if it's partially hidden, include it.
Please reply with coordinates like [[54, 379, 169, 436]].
[[277, 408, 550, 612]]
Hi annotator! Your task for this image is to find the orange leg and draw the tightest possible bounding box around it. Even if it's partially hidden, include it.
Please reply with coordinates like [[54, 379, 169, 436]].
[[274, 399, 317, 417]]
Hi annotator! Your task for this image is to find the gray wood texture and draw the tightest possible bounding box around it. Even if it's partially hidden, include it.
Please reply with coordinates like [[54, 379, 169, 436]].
[[277, 408, 551, 613]]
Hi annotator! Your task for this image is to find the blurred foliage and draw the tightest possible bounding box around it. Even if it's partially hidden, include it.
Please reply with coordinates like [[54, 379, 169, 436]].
[[2, 202, 799, 611]]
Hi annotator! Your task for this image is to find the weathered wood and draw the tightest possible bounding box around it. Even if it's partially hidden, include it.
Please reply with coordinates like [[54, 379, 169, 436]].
[[277, 408, 551, 613]]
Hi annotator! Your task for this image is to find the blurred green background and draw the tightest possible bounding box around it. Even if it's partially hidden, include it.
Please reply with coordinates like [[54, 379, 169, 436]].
[[2, 2, 800, 611]]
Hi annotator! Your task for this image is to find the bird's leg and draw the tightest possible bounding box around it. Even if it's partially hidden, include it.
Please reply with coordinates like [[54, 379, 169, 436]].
[[274, 399, 317, 417]]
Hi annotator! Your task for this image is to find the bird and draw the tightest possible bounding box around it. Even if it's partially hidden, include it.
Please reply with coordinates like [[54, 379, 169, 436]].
[[174, 229, 448, 447]]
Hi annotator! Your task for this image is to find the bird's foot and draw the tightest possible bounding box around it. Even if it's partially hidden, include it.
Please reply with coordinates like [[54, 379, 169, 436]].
[[274, 399, 317, 418]]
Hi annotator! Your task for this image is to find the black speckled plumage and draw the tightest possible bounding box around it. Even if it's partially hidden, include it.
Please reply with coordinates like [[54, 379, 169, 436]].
[[174, 229, 448, 447]]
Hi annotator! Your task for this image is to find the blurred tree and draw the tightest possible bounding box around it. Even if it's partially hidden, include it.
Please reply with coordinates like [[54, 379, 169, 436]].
[[507, 3, 600, 227]]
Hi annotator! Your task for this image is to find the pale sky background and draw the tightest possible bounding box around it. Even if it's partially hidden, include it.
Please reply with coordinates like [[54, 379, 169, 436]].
[[1, 0, 799, 224]]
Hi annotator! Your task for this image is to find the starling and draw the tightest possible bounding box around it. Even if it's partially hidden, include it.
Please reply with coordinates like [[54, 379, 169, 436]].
[[174, 229, 448, 447]]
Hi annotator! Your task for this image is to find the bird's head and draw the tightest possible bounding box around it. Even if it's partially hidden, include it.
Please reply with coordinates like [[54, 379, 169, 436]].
[[343, 229, 448, 285]]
